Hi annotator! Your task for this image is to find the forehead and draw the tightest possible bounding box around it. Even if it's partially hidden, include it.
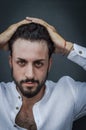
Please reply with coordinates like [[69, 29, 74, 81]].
[[12, 38, 49, 60]]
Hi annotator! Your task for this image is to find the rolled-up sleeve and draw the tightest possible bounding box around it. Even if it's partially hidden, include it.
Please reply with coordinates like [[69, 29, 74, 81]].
[[67, 44, 86, 70]]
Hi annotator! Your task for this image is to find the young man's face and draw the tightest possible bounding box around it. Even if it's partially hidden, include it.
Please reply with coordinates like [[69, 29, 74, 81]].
[[9, 38, 52, 98]]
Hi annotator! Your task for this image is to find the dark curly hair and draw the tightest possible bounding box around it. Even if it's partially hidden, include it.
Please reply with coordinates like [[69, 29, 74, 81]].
[[8, 22, 55, 58]]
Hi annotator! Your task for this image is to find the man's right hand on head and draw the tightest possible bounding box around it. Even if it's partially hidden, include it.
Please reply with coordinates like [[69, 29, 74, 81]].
[[0, 19, 32, 50]]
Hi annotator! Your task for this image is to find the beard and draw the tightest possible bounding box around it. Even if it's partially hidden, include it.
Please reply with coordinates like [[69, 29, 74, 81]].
[[11, 69, 48, 98]]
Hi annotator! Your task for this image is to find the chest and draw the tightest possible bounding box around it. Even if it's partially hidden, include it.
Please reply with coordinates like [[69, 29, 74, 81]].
[[15, 106, 37, 130]]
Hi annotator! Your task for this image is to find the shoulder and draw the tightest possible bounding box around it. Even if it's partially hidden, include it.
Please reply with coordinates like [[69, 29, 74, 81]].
[[58, 76, 74, 82], [46, 76, 86, 94], [0, 81, 14, 87], [57, 76, 86, 100], [46, 76, 74, 87], [57, 76, 86, 91], [0, 81, 15, 93], [46, 76, 82, 94], [46, 76, 75, 93], [56, 76, 76, 88]]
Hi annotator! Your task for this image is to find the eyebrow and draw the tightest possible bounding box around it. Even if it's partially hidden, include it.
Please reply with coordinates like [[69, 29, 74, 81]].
[[17, 58, 27, 61], [17, 58, 46, 62]]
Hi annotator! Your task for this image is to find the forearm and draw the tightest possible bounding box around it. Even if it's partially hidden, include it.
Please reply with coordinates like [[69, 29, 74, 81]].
[[0, 30, 10, 50], [0, 19, 32, 50]]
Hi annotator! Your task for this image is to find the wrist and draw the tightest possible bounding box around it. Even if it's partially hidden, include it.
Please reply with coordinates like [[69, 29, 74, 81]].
[[63, 41, 73, 55]]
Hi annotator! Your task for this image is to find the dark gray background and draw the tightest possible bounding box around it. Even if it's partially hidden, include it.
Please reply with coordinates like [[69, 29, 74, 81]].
[[0, 0, 86, 129]]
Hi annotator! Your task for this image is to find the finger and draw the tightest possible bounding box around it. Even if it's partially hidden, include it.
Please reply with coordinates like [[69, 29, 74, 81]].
[[26, 17, 55, 30], [16, 19, 32, 27]]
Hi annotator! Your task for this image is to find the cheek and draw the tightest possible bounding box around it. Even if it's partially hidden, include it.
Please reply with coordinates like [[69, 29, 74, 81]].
[[12, 64, 24, 80], [36, 66, 49, 81]]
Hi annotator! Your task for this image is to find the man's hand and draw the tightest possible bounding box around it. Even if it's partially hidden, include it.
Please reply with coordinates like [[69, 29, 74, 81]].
[[0, 17, 73, 53], [26, 17, 73, 54], [0, 19, 32, 50]]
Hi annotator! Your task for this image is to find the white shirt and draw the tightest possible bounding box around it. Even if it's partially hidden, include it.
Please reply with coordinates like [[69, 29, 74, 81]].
[[0, 44, 86, 130]]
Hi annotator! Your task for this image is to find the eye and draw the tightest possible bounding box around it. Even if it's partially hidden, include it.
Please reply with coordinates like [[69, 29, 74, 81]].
[[17, 60, 26, 67], [34, 61, 44, 68]]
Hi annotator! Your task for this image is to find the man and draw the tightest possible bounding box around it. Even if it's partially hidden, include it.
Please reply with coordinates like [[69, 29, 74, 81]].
[[0, 17, 86, 130]]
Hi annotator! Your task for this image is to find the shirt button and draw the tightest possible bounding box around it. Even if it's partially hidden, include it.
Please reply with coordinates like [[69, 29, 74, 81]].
[[18, 96, 21, 99], [14, 125, 17, 127], [79, 50, 82, 54], [16, 106, 19, 110]]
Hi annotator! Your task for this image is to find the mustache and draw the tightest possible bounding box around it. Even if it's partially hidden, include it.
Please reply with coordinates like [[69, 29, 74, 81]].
[[20, 78, 39, 84]]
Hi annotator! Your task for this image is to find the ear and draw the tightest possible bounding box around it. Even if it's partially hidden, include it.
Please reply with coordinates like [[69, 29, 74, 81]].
[[48, 57, 52, 72], [9, 55, 12, 68]]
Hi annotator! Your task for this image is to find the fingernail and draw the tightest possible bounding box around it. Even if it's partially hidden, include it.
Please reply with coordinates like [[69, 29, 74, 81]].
[[26, 17, 30, 19]]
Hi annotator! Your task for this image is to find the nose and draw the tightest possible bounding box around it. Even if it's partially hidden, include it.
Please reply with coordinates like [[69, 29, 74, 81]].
[[24, 64, 34, 79]]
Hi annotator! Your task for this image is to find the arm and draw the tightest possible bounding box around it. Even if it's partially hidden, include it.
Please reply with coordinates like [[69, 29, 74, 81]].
[[26, 17, 86, 70], [0, 19, 32, 50]]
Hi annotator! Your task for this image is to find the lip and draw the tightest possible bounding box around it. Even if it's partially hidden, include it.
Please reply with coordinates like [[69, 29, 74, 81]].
[[23, 82, 36, 86]]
